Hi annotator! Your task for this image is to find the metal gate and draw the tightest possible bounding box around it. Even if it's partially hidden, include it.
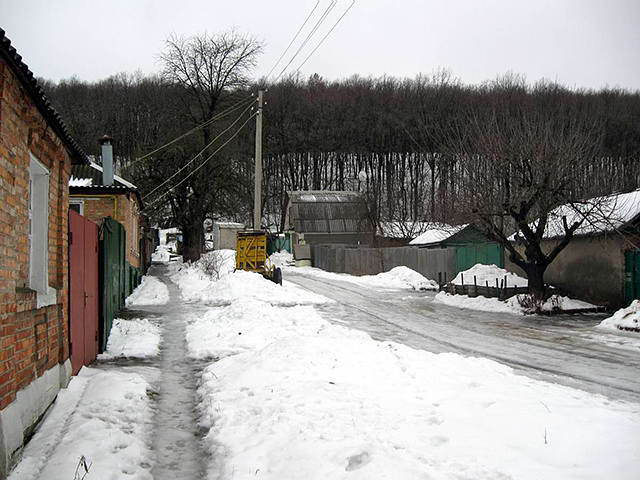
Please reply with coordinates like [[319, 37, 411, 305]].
[[455, 243, 504, 274], [69, 210, 99, 375], [100, 217, 126, 351], [624, 250, 640, 305]]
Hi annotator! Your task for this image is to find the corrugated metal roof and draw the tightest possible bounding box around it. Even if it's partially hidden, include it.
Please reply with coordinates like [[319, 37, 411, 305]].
[[0, 28, 89, 165], [285, 190, 373, 234]]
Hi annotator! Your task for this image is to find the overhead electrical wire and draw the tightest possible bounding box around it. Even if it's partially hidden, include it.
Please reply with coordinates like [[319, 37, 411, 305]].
[[265, 0, 321, 79], [142, 98, 257, 201], [272, 0, 338, 82], [143, 110, 258, 212], [133, 94, 255, 164], [292, 0, 356, 76]]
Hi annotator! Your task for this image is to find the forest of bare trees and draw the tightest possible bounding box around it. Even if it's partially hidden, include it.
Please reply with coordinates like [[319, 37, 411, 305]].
[[40, 41, 640, 272]]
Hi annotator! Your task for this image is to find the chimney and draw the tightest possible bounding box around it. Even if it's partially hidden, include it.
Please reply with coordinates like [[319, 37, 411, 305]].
[[98, 135, 114, 186]]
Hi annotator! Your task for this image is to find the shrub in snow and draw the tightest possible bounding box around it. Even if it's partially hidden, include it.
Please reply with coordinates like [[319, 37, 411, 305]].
[[598, 301, 640, 332], [198, 249, 236, 280]]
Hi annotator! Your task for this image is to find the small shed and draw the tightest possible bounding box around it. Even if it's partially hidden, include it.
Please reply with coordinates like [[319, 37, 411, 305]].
[[284, 191, 374, 246], [410, 223, 504, 273], [213, 222, 245, 250]]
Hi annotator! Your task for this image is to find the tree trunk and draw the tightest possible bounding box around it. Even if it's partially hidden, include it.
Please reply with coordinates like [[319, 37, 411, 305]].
[[181, 219, 204, 262], [525, 264, 546, 301]]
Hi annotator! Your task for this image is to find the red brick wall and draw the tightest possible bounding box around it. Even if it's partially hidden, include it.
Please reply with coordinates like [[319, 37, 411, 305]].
[[0, 59, 72, 410]]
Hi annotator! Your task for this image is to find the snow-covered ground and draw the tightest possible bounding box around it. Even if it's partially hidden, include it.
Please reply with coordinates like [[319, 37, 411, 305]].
[[169, 251, 330, 305], [599, 300, 640, 332], [125, 275, 170, 306], [284, 265, 438, 291], [9, 367, 156, 480], [190, 284, 640, 480], [98, 318, 162, 359]]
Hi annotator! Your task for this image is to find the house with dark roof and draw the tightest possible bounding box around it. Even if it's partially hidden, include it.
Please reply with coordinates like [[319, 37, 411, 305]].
[[0, 28, 89, 477], [69, 140, 147, 272], [284, 190, 374, 246]]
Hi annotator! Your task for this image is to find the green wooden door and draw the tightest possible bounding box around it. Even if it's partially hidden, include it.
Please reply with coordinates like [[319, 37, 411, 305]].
[[455, 243, 504, 275], [624, 250, 640, 305]]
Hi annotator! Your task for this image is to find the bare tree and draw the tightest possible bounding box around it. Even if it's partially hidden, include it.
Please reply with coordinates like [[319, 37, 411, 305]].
[[445, 80, 607, 299], [156, 31, 263, 261]]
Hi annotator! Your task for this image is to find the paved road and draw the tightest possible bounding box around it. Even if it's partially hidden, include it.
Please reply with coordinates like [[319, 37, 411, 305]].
[[285, 270, 640, 403]]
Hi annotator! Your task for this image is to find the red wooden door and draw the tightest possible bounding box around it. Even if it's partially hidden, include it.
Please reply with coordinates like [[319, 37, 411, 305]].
[[69, 210, 99, 375]]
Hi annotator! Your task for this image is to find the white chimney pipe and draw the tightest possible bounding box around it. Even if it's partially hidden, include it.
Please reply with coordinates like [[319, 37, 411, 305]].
[[99, 135, 114, 186]]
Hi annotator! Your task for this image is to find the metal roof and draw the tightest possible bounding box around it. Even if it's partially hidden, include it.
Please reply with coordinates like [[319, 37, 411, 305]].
[[0, 28, 89, 165], [285, 190, 373, 234], [70, 162, 138, 189]]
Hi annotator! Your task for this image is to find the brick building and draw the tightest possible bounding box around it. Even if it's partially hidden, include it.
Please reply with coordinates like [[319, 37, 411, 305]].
[[0, 29, 89, 477], [69, 158, 145, 270]]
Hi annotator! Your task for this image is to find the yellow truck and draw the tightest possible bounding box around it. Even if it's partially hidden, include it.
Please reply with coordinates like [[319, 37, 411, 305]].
[[235, 230, 282, 284]]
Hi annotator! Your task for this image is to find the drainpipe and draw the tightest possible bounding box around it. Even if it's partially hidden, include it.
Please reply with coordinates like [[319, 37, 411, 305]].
[[99, 135, 114, 186]]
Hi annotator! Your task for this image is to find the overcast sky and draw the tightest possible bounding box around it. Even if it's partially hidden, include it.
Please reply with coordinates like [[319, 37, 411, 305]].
[[1, 0, 639, 90]]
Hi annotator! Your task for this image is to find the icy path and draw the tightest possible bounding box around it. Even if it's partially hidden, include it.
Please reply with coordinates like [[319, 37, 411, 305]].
[[140, 264, 207, 480]]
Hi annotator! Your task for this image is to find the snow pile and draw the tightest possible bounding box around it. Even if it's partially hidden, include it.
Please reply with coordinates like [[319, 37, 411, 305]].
[[125, 275, 170, 306], [9, 368, 155, 480], [194, 301, 640, 480], [452, 263, 528, 287], [152, 244, 173, 263], [186, 299, 326, 360], [169, 258, 329, 305], [98, 318, 161, 359], [409, 223, 466, 245], [290, 266, 438, 291], [434, 292, 597, 315], [598, 300, 640, 332], [269, 250, 294, 267]]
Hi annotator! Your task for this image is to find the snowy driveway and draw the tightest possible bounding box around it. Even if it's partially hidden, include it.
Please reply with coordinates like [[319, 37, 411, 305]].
[[285, 270, 640, 402]]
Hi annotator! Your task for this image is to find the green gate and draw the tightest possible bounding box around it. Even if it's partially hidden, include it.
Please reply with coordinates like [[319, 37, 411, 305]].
[[267, 232, 293, 255], [454, 243, 504, 275], [99, 217, 126, 352], [624, 250, 640, 305]]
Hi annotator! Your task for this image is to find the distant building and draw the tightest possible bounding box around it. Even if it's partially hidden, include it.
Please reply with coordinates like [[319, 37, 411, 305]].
[[0, 28, 88, 477], [213, 222, 245, 250], [284, 191, 374, 246]]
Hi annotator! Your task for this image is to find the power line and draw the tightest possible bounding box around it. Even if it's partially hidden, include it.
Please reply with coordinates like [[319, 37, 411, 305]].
[[143, 111, 258, 212], [293, 0, 356, 75], [273, 0, 338, 82], [265, 0, 321, 79], [133, 95, 255, 164], [142, 99, 257, 201]]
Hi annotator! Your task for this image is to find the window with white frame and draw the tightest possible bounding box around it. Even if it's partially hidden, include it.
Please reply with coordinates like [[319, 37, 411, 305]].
[[29, 154, 50, 293], [69, 198, 84, 215]]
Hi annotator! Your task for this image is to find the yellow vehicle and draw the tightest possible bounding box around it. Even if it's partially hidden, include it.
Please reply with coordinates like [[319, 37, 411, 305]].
[[235, 230, 282, 284]]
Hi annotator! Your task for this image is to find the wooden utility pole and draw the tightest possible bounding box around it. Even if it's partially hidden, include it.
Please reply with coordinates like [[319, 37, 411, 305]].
[[253, 90, 264, 230]]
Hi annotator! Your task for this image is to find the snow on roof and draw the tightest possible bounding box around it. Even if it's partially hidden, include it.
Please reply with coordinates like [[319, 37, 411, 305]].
[[409, 223, 467, 245], [69, 176, 92, 187], [511, 189, 640, 240]]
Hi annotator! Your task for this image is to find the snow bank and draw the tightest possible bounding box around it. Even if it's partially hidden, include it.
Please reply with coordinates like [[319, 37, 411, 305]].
[[435, 292, 597, 315], [453, 263, 528, 287], [9, 367, 155, 480], [598, 300, 640, 332], [289, 266, 438, 291], [98, 318, 161, 359], [125, 275, 169, 306], [169, 256, 329, 305], [195, 300, 640, 480], [152, 244, 173, 263], [269, 250, 294, 267]]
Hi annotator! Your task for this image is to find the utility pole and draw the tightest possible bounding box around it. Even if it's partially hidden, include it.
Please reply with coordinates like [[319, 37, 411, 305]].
[[253, 90, 264, 230]]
